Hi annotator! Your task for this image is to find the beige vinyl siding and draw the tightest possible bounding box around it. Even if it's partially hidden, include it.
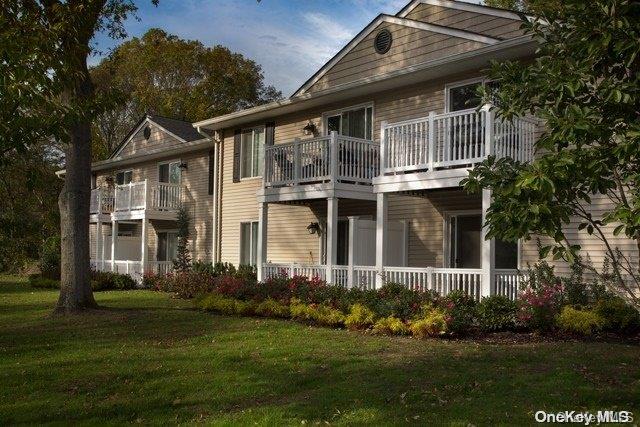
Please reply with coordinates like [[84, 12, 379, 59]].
[[118, 122, 186, 157], [388, 190, 481, 267], [405, 4, 526, 39], [308, 22, 487, 94], [521, 194, 639, 276]]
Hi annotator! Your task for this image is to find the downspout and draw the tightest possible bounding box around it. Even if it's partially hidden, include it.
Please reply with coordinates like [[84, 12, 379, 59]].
[[197, 126, 220, 264]]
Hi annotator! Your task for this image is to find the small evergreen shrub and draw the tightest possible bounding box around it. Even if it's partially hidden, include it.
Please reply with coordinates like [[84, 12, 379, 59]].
[[90, 271, 136, 291], [373, 283, 437, 320], [594, 297, 640, 333], [192, 260, 214, 275], [195, 293, 256, 316], [38, 236, 61, 280], [477, 295, 518, 332], [167, 271, 215, 298], [289, 299, 344, 327], [372, 316, 410, 335], [344, 303, 377, 330], [254, 298, 290, 318], [410, 306, 448, 338], [557, 306, 604, 335], [441, 290, 477, 335], [518, 281, 564, 332], [28, 275, 60, 289], [142, 272, 172, 291]]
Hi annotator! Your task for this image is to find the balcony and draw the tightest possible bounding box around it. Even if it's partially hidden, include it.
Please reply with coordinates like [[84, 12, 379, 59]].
[[90, 181, 183, 220], [375, 107, 537, 191]]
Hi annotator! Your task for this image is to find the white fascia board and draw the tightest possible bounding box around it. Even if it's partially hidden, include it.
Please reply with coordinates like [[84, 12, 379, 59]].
[[398, 0, 526, 21]]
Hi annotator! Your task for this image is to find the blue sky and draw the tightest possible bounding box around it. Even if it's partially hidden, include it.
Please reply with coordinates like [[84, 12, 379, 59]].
[[92, 0, 481, 96]]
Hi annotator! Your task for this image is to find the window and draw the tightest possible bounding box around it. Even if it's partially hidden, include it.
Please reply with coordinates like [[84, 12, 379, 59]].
[[115, 170, 132, 185], [495, 240, 518, 269], [157, 231, 178, 261], [240, 127, 265, 178], [240, 221, 259, 266], [324, 104, 373, 140], [446, 80, 483, 112], [158, 161, 181, 184]]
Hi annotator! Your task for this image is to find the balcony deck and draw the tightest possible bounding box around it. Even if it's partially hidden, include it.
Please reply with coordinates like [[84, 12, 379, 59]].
[[90, 180, 183, 221], [259, 133, 379, 203], [374, 107, 537, 192]]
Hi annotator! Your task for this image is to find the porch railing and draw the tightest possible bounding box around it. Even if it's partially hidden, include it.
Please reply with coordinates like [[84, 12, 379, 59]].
[[113, 180, 182, 212], [262, 263, 523, 300], [264, 132, 379, 188], [381, 107, 537, 174], [90, 188, 115, 214]]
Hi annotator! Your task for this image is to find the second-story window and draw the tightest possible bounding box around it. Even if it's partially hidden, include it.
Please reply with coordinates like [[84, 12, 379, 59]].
[[115, 170, 132, 185], [158, 161, 181, 184], [446, 79, 483, 112], [325, 104, 373, 140], [240, 127, 265, 179]]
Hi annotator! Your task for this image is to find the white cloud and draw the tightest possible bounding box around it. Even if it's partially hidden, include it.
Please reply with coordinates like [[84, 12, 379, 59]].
[[302, 12, 354, 43]]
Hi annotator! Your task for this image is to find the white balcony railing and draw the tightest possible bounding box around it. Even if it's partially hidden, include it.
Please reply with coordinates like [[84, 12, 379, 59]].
[[90, 188, 115, 214], [264, 132, 380, 188], [113, 180, 182, 212], [381, 107, 537, 174]]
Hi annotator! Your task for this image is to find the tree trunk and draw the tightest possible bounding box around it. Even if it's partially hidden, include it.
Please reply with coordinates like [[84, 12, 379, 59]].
[[55, 64, 97, 313]]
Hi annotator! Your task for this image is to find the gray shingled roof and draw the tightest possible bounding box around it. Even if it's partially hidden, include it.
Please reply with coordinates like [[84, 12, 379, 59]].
[[149, 114, 203, 142]]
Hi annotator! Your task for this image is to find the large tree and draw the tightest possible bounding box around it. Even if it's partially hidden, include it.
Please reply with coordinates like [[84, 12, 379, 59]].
[[2, 1, 157, 313], [91, 28, 281, 159], [464, 0, 640, 307]]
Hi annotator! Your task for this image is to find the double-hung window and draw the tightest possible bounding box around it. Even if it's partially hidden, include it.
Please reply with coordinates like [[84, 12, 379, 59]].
[[115, 170, 132, 185], [239, 221, 259, 266], [446, 80, 483, 113], [240, 127, 265, 178], [158, 161, 181, 184], [325, 104, 373, 140]]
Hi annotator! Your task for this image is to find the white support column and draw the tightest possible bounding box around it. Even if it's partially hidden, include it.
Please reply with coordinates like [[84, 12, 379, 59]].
[[428, 111, 436, 170], [330, 131, 338, 181], [256, 202, 268, 282], [325, 197, 338, 283], [347, 216, 357, 288], [481, 189, 495, 297], [111, 219, 118, 272], [96, 221, 103, 271], [380, 121, 387, 173], [140, 217, 148, 275], [375, 192, 388, 289]]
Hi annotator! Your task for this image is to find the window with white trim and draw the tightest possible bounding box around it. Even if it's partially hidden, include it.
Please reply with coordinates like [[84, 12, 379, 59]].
[[157, 231, 178, 262], [158, 160, 181, 184], [325, 104, 373, 140], [240, 221, 259, 266], [240, 127, 265, 178], [115, 170, 133, 185]]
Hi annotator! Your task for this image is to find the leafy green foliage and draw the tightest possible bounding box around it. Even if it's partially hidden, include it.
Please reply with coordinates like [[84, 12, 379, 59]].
[[290, 299, 345, 327], [344, 304, 377, 330], [463, 0, 640, 308], [90, 28, 281, 158], [557, 306, 604, 335], [38, 236, 61, 280], [372, 316, 410, 336], [254, 298, 290, 319], [441, 290, 477, 335], [410, 306, 448, 338], [594, 297, 640, 333], [28, 275, 60, 289], [90, 271, 136, 291], [477, 295, 519, 331]]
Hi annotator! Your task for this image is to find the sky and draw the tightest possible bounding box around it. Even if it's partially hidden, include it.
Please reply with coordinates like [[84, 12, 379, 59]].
[[91, 0, 481, 97]]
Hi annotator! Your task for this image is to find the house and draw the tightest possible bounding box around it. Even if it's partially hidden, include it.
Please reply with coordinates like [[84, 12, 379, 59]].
[[89, 0, 637, 299]]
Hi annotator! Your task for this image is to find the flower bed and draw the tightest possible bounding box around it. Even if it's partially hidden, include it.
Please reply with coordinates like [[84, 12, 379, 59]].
[[152, 261, 640, 339]]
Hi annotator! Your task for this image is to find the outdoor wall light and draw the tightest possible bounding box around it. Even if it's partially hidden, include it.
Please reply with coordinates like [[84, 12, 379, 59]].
[[179, 161, 188, 171], [306, 222, 320, 235], [105, 176, 114, 185], [302, 121, 317, 136]]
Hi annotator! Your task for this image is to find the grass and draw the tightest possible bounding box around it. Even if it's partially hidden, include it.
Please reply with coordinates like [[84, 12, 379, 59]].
[[0, 276, 638, 425]]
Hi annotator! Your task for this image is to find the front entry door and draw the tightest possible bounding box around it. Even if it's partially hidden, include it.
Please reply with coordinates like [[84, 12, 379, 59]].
[[450, 214, 481, 268]]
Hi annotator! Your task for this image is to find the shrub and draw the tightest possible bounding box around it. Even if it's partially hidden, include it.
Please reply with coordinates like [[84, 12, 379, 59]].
[[410, 306, 448, 338], [90, 271, 136, 291], [557, 306, 604, 335], [594, 297, 640, 333], [372, 316, 410, 335], [215, 274, 253, 300], [290, 299, 344, 327], [518, 280, 564, 332], [477, 295, 518, 332], [373, 283, 437, 320], [28, 275, 60, 289], [39, 236, 61, 280], [441, 290, 477, 335], [142, 272, 172, 291], [195, 293, 256, 316], [192, 260, 214, 275], [254, 298, 290, 318], [169, 271, 216, 299], [344, 303, 377, 330]]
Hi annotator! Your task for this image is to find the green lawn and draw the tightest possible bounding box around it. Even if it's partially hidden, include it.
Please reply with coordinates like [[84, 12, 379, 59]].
[[0, 276, 638, 425]]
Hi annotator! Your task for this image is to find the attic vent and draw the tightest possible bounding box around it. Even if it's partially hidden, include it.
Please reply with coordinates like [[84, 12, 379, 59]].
[[143, 126, 151, 140], [374, 29, 392, 54]]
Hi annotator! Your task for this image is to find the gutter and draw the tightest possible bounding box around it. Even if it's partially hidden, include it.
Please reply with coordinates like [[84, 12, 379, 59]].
[[197, 126, 221, 264]]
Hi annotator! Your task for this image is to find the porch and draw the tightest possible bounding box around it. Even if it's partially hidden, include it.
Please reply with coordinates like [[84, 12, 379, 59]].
[[260, 132, 379, 203], [90, 180, 183, 220], [374, 106, 537, 191]]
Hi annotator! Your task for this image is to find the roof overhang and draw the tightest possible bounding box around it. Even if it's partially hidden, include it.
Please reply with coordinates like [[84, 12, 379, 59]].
[[194, 34, 536, 132]]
